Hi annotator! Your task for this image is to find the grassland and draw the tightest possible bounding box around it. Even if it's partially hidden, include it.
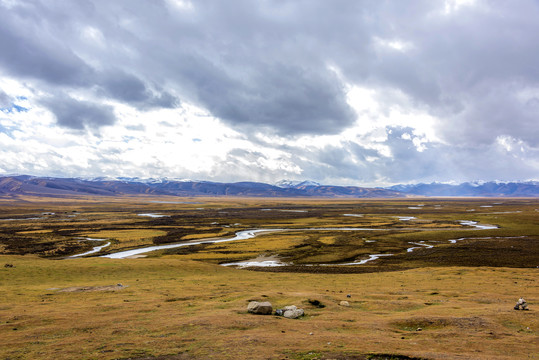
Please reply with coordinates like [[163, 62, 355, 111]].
[[0, 195, 538, 359]]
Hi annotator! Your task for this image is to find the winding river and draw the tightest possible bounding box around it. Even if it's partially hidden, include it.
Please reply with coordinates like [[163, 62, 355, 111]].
[[100, 228, 387, 259], [94, 220, 498, 263]]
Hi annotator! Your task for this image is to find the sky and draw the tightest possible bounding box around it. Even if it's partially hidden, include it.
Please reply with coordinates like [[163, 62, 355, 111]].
[[1, 0, 538, 186]]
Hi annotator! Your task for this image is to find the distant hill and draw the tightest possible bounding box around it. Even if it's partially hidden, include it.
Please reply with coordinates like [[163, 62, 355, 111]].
[[0, 176, 403, 198], [1, 176, 537, 198], [389, 181, 539, 197]]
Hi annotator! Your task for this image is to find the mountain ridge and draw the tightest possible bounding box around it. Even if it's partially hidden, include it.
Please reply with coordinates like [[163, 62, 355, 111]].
[[0, 175, 402, 198], [0, 175, 538, 198]]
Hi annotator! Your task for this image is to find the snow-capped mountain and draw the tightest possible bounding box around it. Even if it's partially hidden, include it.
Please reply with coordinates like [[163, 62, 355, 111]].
[[275, 180, 321, 188]]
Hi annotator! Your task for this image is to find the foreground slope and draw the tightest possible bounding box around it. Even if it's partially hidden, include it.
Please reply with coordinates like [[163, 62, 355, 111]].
[[1, 256, 537, 360]]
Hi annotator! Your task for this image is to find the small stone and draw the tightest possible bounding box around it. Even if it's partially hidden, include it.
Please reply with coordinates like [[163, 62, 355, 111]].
[[309, 332, 314, 335], [346, 294, 351, 298], [416, 327, 422, 331], [339, 301, 350, 307]]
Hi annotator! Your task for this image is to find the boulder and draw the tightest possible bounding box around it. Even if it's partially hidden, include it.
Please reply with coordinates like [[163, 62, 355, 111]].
[[339, 301, 350, 307], [247, 301, 273, 315], [282, 305, 304, 319]]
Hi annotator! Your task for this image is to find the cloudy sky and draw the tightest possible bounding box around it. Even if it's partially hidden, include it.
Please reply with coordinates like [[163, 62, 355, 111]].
[[1, 0, 538, 186]]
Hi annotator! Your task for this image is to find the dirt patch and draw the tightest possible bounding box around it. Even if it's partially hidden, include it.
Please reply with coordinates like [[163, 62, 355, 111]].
[[57, 284, 128, 292], [392, 316, 489, 331], [248, 264, 411, 274], [118, 355, 193, 360], [119, 353, 428, 360]]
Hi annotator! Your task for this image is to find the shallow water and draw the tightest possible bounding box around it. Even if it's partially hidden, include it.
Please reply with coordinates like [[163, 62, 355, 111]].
[[138, 213, 169, 218], [0, 217, 42, 221], [68, 238, 111, 258], [407, 241, 434, 252], [458, 220, 498, 230], [397, 216, 416, 221], [336, 253, 394, 265], [222, 257, 286, 268]]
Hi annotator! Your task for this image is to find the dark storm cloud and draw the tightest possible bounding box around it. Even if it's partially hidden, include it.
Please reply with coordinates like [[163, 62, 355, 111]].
[[0, 3, 94, 86], [41, 95, 116, 130], [100, 71, 149, 103], [194, 63, 355, 134], [97, 70, 179, 109]]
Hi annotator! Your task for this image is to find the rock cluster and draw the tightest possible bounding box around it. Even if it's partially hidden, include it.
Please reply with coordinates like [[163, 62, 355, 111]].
[[247, 301, 304, 319], [514, 297, 529, 310]]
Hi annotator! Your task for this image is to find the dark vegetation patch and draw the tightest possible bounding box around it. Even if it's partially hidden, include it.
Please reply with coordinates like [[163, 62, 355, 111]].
[[0, 231, 90, 257], [120, 352, 429, 360], [118, 354, 194, 360], [307, 299, 326, 308], [284, 351, 430, 360], [249, 265, 411, 274], [159, 243, 211, 255], [384, 236, 539, 268], [392, 316, 489, 331], [152, 227, 226, 245]]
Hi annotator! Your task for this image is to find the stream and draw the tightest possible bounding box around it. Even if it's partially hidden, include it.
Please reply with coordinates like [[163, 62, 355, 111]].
[[67, 238, 111, 258], [94, 220, 497, 263]]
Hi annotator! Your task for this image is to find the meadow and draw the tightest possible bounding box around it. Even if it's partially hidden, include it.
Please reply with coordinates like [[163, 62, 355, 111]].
[[0, 196, 537, 359]]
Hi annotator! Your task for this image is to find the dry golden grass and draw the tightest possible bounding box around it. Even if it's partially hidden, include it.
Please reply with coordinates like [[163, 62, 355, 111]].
[[17, 229, 54, 235], [180, 230, 231, 241], [0, 255, 537, 360], [79, 229, 168, 250]]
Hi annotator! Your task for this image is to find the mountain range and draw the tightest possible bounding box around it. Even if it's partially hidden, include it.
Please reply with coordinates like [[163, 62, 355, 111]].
[[0, 175, 537, 198]]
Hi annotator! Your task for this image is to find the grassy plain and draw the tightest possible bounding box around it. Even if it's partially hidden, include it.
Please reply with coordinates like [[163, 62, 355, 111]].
[[0, 196, 538, 359]]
